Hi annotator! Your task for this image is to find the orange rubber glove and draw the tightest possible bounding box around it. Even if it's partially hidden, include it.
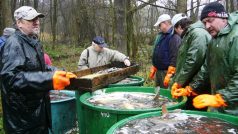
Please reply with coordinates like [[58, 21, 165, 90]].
[[53, 71, 77, 90], [172, 86, 198, 98], [66, 72, 77, 79], [149, 66, 157, 80], [171, 82, 182, 99], [193, 94, 227, 109], [163, 66, 176, 87]]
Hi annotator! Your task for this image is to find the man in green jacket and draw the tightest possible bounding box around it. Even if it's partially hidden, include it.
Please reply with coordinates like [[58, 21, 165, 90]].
[[170, 13, 211, 109], [193, 2, 238, 116]]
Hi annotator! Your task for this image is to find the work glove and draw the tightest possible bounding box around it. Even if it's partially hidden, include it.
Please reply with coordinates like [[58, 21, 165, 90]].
[[172, 86, 198, 98], [149, 66, 157, 80], [124, 59, 131, 66], [193, 94, 227, 109], [171, 82, 182, 99], [53, 71, 77, 90], [163, 66, 176, 87]]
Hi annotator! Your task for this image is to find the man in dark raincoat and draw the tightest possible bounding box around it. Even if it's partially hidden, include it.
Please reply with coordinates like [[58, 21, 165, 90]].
[[193, 2, 238, 116], [0, 6, 77, 133]]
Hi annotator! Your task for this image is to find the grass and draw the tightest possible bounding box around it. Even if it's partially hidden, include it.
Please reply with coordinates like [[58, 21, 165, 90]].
[[0, 43, 154, 133]]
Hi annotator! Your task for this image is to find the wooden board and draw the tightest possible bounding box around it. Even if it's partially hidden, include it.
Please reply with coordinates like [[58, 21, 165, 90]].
[[67, 62, 139, 92]]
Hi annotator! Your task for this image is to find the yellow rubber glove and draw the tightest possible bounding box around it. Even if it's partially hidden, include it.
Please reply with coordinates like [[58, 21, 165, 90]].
[[149, 66, 157, 80], [172, 86, 198, 98], [171, 82, 181, 99], [53, 71, 77, 90], [163, 66, 176, 87], [193, 94, 227, 109]]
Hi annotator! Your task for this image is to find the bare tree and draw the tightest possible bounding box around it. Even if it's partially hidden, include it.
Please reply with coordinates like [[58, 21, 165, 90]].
[[176, 0, 187, 13], [50, 0, 58, 49]]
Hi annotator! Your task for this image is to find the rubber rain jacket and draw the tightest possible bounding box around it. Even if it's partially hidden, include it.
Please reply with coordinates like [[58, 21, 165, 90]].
[[0, 30, 56, 134], [171, 21, 211, 93], [206, 11, 238, 116]]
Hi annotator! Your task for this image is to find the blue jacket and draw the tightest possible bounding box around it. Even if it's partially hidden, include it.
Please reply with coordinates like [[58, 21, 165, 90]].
[[0, 36, 7, 48], [152, 27, 181, 70]]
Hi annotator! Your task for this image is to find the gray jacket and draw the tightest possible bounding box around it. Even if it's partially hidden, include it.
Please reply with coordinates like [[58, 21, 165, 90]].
[[78, 46, 128, 70]]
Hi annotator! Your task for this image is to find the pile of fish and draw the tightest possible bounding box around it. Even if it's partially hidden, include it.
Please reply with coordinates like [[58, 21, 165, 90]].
[[115, 77, 140, 84], [96, 67, 122, 74], [81, 67, 122, 79], [114, 109, 238, 134], [50, 91, 72, 101], [87, 92, 177, 109]]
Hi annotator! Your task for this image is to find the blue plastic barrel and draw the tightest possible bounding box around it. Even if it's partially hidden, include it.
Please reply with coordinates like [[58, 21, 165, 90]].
[[50, 90, 76, 134]]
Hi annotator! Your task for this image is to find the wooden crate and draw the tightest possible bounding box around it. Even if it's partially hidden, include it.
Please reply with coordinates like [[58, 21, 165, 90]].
[[67, 62, 139, 92]]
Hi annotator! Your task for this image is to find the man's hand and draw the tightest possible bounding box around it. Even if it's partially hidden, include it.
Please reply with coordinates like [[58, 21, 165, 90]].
[[53, 71, 77, 90], [163, 66, 176, 87], [172, 86, 197, 98], [124, 59, 131, 66], [149, 66, 157, 80]]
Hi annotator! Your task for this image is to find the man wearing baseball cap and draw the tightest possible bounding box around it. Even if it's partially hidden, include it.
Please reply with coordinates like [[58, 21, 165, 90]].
[[169, 13, 211, 110], [149, 14, 181, 88], [78, 36, 131, 70], [1, 6, 77, 133], [192, 2, 238, 116]]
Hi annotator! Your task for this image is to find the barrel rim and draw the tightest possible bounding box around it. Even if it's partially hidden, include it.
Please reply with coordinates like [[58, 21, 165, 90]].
[[106, 110, 238, 134], [80, 87, 187, 114], [50, 90, 76, 103]]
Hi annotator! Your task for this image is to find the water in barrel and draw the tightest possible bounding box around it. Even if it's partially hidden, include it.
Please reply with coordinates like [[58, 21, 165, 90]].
[[87, 92, 177, 109], [114, 112, 238, 134]]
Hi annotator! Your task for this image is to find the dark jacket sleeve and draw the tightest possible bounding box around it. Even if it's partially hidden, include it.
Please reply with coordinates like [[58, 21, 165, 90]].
[[169, 34, 181, 67], [0, 37, 54, 92]]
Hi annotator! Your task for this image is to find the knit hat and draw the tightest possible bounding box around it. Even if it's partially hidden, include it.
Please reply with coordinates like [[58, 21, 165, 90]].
[[200, 2, 228, 21]]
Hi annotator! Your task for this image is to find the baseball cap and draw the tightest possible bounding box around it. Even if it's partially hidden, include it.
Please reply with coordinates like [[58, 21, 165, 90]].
[[14, 6, 45, 20], [93, 36, 107, 47], [171, 13, 188, 26], [154, 14, 171, 27]]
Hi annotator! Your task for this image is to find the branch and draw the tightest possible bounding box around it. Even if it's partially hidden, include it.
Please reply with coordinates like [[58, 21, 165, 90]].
[[186, 2, 208, 12], [135, 0, 176, 12]]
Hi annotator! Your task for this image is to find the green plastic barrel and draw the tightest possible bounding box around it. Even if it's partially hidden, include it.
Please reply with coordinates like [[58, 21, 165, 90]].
[[50, 90, 76, 134], [107, 110, 238, 134], [108, 76, 145, 87], [79, 87, 187, 134]]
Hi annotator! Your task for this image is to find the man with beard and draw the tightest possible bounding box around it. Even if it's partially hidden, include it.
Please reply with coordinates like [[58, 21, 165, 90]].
[[0, 6, 77, 133]]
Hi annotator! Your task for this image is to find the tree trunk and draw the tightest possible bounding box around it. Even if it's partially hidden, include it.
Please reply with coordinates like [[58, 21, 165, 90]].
[[114, 0, 127, 54], [0, 0, 7, 34], [11, 0, 17, 22], [76, 0, 96, 45], [34, 0, 38, 10], [20, 0, 25, 6], [51, 0, 57, 49], [109, 0, 116, 47], [176, 0, 187, 13]]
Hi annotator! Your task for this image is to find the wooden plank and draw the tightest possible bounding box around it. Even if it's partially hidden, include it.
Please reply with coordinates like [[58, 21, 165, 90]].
[[67, 62, 139, 92]]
